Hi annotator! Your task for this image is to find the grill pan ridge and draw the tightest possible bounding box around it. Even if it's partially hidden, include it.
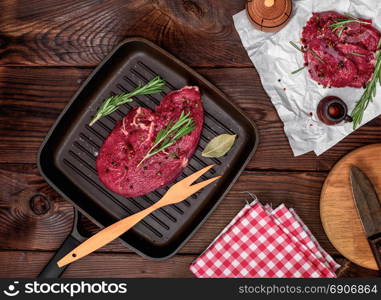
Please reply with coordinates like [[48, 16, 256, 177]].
[[38, 38, 258, 260]]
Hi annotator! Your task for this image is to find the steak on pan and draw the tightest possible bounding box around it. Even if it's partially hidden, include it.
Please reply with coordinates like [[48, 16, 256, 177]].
[[96, 86, 204, 197]]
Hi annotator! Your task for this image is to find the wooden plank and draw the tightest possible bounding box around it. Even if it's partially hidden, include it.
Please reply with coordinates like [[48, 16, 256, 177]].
[[0, 251, 377, 277], [0, 163, 336, 254], [0, 0, 251, 67], [2, 66, 381, 170], [0, 251, 194, 278]]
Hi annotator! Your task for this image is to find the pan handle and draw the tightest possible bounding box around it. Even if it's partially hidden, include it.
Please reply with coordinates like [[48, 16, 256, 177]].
[[38, 209, 87, 278]]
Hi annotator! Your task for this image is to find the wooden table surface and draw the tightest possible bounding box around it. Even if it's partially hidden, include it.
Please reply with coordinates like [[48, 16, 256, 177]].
[[0, 0, 380, 278]]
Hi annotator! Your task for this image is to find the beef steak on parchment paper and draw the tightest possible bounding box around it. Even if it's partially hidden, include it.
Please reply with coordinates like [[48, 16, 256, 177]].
[[302, 11, 381, 88], [96, 86, 203, 197]]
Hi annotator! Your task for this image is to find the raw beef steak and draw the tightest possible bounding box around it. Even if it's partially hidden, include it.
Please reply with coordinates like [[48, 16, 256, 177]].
[[96, 86, 203, 197], [301, 11, 380, 88], [304, 38, 357, 87], [335, 43, 375, 88]]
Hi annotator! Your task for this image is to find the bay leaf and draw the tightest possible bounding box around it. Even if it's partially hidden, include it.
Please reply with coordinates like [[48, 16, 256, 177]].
[[202, 134, 237, 158]]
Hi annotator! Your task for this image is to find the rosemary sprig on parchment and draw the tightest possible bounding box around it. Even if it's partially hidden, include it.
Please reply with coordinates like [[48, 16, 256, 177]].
[[289, 41, 304, 53], [291, 66, 306, 74], [89, 76, 166, 126], [351, 39, 381, 129], [329, 14, 372, 37], [290, 41, 306, 74], [137, 111, 195, 167], [289, 41, 324, 62], [289, 41, 324, 74]]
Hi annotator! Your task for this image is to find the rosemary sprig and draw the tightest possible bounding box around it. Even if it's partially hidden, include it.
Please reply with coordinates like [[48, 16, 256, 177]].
[[351, 39, 381, 129], [89, 76, 166, 126], [137, 111, 195, 167], [350, 52, 366, 57], [329, 14, 371, 36], [289, 41, 304, 53], [289, 41, 324, 63], [291, 66, 306, 74], [309, 49, 324, 63], [289, 41, 307, 75], [337, 26, 345, 37]]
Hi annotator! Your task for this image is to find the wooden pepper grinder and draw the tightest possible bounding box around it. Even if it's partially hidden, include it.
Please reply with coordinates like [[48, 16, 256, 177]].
[[246, 0, 293, 32]]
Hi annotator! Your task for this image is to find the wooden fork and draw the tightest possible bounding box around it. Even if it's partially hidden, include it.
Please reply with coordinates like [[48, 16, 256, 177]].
[[57, 165, 220, 267]]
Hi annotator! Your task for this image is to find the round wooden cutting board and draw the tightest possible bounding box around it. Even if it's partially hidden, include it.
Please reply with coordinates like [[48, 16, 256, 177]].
[[320, 144, 381, 270]]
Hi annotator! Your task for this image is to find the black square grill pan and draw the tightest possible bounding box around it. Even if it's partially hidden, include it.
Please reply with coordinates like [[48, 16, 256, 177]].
[[38, 38, 258, 265]]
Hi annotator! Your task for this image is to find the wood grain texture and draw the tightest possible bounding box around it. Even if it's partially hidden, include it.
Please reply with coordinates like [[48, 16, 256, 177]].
[[321, 144, 381, 271], [0, 163, 335, 254], [0, 0, 251, 67], [0, 251, 378, 278], [1, 0, 380, 278], [2, 66, 381, 170], [0, 251, 195, 278]]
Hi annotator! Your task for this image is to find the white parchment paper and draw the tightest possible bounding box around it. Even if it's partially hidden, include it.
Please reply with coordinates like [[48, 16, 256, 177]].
[[233, 0, 381, 156]]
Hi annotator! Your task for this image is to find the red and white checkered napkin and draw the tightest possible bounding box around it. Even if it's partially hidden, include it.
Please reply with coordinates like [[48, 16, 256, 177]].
[[190, 200, 340, 278]]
